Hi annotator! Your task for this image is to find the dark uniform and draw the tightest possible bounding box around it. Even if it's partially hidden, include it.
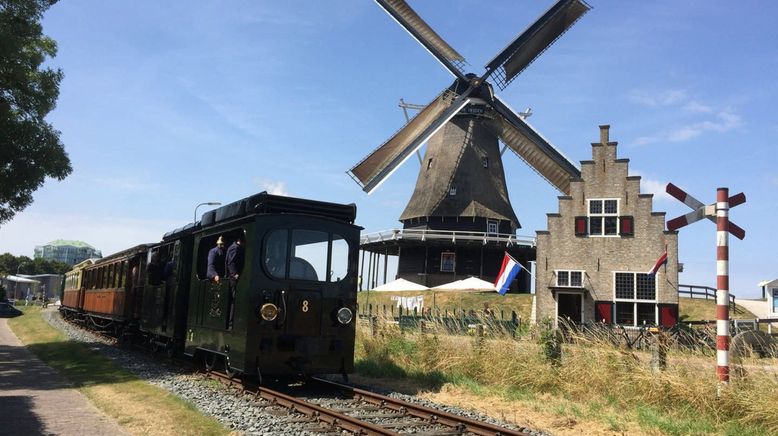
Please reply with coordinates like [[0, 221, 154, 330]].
[[226, 240, 245, 329], [206, 246, 225, 280]]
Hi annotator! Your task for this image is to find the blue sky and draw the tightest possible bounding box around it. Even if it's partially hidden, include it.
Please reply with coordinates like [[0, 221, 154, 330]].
[[2, 1, 776, 298]]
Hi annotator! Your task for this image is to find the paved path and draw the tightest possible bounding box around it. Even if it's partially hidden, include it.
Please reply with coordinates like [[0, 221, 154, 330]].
[[0, 316, 127, 435]]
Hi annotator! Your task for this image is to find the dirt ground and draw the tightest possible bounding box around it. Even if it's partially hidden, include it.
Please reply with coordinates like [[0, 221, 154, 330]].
[[348, 374, 647, 436]]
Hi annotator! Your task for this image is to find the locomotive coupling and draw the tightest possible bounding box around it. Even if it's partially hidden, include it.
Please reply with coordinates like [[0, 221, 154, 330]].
[[260, 303, 279, 321]]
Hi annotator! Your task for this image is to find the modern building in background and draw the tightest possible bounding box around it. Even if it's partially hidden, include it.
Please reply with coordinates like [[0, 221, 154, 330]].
[[34, 240, 102, 266]]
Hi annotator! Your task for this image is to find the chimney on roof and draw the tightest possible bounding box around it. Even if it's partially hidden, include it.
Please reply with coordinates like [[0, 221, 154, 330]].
[[599, 125, 610, 144]]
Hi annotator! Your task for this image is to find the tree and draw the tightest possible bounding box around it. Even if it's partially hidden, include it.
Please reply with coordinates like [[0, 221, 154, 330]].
[[0, 0, 71, 225]]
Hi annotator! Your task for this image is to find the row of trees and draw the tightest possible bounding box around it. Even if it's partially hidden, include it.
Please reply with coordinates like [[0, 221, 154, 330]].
[[0, 252, 71, 276]]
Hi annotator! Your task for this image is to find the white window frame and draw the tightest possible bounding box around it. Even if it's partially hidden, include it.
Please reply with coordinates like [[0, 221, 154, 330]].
[[440, 252, 456, 272], [555, 269, 585, 288], [486, 219, 499, 235], [772, 288, 778, 315], [613, 271, 658, 326], [588, 198, 620, 237]]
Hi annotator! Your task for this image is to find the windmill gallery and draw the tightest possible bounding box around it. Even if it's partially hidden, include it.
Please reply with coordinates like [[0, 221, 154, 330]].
[[349, 0, 682, 328]]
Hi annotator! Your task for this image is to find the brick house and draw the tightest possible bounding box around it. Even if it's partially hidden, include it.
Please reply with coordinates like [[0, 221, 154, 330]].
[[534, 126, 679, 327]]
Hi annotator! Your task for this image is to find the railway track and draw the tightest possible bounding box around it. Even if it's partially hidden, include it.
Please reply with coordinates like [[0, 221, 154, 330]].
[[208, 370, 531, 436], [59, 314, 532, 435]]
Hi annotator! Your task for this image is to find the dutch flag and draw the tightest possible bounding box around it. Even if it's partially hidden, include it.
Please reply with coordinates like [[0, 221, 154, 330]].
[[494, 252, 521, 295], [647, 251, 668, 276]]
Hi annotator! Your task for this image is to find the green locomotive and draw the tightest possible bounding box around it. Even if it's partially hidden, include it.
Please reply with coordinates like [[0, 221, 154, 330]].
[[63, 192, 360, 380]]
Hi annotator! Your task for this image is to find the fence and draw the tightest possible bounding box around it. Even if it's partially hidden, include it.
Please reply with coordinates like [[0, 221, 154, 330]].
[[356, 303, 522, 336], [678, 283, 737, 312]]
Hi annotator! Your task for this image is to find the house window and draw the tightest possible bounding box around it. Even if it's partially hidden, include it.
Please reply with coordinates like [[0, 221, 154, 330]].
[[772, 288, 778, 314], [556, 270, 584, 287], [588, 199, 619, 236], [487, 220, 498, 235], [427, 158, 433, 170], [440, 252, 455, 272], [614, 272, 657, 326]]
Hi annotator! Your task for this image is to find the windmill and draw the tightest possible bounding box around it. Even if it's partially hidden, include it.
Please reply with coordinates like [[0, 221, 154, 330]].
[[352, 0, 590, 289]]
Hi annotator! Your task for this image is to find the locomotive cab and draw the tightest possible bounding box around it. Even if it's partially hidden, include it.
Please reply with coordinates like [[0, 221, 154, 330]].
[[183, 192, 360, 378]]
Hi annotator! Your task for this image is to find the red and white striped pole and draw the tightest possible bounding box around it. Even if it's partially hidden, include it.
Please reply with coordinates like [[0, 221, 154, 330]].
[[716, 187, 730, 383]]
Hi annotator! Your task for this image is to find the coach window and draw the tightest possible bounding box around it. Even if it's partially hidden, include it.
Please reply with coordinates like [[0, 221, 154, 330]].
[[196, 228, 246, 280]]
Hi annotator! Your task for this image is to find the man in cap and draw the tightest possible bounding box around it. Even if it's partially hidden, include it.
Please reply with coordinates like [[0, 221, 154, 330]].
[[225, 234, 245, 329], [207, 236, 226, 282]]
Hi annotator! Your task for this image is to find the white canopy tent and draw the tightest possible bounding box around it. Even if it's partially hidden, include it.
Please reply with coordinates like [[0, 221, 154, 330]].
[[433, 276, 496, 292], [370, 278, 429, 292]]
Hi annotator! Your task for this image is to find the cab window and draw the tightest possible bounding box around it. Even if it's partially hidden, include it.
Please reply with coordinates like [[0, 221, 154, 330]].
[[264, 229, 350, 282]]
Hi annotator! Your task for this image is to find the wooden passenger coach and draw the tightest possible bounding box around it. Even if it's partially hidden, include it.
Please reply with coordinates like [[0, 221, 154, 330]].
[[62, 258, 96, 309], [78, 244, 149, 321]]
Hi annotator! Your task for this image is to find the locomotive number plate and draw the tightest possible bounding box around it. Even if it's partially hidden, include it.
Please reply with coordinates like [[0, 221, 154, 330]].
[[302, 300, 309, 312]]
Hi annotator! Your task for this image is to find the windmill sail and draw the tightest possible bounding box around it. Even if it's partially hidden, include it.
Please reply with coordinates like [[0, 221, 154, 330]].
[[375, 0, 468, 78], [349, 89, 471, 193], [486, 97, 580, 194], [484, 0, 591, 89]]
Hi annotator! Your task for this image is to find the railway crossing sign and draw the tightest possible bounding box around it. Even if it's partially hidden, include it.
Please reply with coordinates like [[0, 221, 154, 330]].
[[665, 183, 746, 383]]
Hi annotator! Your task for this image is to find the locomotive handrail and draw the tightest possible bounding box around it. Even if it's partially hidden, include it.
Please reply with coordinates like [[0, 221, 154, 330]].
[[360, 228, 536, 247]]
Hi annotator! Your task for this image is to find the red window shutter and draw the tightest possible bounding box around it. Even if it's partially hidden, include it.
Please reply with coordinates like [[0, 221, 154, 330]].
[[594, 301, 613, 324], [575, 216, 588, 236], [619, 216, 634, 236], [659, 304, 678, 327]]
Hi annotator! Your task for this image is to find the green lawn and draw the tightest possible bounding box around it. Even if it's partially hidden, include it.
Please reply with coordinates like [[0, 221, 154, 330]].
[[8, 307, 228, 436]]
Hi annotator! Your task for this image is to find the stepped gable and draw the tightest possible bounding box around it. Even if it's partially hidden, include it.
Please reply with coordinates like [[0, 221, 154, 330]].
[[534, 125, 679, 327]]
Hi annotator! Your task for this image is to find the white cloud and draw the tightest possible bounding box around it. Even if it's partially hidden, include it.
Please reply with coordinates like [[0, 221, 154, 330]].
[[256, 178, 289, 196], [627, 87, 743, 146], [628, 89, 688, 107], [632, 171, 672, 202], [666, 110, 742, 142]]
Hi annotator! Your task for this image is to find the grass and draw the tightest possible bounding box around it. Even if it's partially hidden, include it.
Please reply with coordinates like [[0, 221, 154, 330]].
[[8, 307, 229, 436], [354, 314, 778, 435], [680, 296, 757, 321]]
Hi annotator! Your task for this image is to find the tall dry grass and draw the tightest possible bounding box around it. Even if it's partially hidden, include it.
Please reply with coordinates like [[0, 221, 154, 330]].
[[355, 314, 778, 434]]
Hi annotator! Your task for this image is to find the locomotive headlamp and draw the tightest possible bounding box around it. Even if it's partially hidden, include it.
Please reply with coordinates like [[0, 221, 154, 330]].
[[260, 303, 279, 321], [336, 307, 353, 325]]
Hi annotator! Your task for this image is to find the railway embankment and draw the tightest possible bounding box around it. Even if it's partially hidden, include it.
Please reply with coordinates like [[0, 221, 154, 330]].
[[353, 312, 778, 435]]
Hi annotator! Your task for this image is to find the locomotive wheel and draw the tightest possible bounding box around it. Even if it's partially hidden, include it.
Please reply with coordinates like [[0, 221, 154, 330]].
[[203, 353, 218, 371]]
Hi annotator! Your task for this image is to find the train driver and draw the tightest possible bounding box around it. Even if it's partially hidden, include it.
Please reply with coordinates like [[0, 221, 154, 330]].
[[207, 236, 226, 282]]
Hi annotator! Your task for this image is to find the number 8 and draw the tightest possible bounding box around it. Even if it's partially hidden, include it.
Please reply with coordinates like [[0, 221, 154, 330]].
[[302, 300, 309, 313]]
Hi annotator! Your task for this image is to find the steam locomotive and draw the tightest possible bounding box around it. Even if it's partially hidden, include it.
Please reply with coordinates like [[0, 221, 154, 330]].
[[61, 192, 361, 379]]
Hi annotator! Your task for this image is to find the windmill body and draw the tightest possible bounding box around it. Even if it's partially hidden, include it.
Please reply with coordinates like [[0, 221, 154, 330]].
[[353, 0, 590, 290]]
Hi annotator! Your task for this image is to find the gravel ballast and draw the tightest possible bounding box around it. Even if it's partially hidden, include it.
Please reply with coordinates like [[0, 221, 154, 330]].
[[43, 308, 551, 436]]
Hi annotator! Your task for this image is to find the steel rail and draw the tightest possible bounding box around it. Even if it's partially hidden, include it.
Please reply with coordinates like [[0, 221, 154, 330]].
[[312, 377, 531, 436]]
